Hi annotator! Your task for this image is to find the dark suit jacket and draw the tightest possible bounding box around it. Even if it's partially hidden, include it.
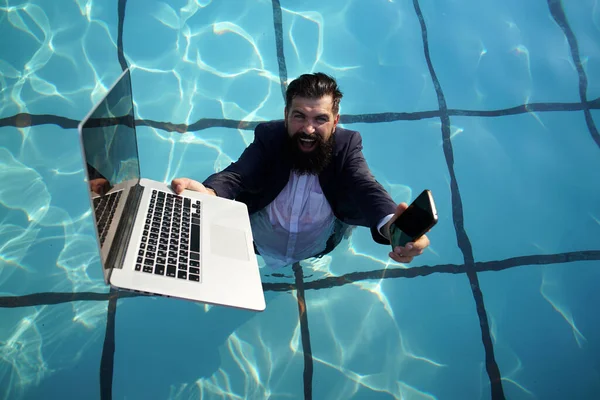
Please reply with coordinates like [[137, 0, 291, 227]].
[[202, 120, 397, 245]]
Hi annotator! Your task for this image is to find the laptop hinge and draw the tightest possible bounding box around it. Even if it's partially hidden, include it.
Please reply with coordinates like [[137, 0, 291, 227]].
[[106, 183, 144, 273]]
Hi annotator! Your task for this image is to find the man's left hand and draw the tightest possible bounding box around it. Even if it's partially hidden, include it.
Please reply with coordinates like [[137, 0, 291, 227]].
[[385, 202, 431, 264]]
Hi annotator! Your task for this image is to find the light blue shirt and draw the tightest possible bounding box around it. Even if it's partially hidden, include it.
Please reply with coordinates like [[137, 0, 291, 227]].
[[251, 172, 393, 269]]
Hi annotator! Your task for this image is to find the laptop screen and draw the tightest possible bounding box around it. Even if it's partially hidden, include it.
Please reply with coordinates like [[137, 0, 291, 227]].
[[81, 69, 140, 195]]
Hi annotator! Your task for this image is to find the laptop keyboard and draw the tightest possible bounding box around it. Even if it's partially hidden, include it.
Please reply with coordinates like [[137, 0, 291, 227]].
[[135, 190, 202, 282], [93, 191, 123, 246]]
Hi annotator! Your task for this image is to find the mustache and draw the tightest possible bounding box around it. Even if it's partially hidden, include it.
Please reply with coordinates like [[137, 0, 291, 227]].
[[294, 131, 321, 141]]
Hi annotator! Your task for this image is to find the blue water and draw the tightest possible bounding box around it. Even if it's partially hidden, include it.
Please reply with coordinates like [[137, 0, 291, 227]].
[[1, 0, 600, 399]]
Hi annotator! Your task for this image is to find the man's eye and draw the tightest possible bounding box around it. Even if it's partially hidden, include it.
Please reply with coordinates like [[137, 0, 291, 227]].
[[294, 114, 304, 119], [317, 117, 328, 122]]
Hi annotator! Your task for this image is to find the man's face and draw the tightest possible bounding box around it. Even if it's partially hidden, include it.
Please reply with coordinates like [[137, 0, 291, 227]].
[[284, 95, 340, 174]]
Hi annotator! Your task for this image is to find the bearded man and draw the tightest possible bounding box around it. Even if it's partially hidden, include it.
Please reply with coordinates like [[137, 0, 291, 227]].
[[172, 73, 429, 269]]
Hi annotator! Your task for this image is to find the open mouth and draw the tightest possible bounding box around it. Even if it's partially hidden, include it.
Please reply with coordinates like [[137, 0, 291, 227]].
[[298, 136, 317, 152]]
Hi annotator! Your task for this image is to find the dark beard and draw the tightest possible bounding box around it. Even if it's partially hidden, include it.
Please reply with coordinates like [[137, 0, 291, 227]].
[[286, 130, 335, 175]]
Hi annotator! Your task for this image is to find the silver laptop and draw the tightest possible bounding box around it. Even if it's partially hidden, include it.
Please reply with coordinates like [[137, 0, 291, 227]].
[[78, 68, 266, 312]]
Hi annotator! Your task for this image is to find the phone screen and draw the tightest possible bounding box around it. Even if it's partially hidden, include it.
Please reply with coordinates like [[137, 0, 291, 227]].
[[390, 190, 437, 248]]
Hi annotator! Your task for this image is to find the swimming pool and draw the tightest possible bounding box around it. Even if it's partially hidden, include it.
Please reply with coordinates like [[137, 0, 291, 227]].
[[1, 0, 600, 398]]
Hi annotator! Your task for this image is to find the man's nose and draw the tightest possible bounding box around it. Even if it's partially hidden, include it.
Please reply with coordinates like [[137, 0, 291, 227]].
[[303, 122, 316, 134]]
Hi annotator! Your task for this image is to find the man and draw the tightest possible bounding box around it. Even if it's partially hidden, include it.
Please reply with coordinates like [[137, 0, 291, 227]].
[[172, 73, 429, 269]]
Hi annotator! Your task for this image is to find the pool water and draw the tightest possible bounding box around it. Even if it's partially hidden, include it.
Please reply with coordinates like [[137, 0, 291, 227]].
[[1, 0, 600, 399]]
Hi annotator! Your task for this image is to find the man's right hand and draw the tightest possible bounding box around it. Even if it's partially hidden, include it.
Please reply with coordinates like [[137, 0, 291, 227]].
[[171, 177, 216, 196]]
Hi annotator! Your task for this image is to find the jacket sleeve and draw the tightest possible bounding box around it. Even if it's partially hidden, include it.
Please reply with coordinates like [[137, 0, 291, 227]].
[[202, 124, 273, 200], [341, 131, 397, 245]]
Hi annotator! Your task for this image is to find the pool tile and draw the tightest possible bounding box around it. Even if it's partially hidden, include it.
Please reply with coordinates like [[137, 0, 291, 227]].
[[0, 125, 105, 295], [124, 0, 284, 123], [419, 0, 581, 110], [0, 301, 108, 400], [308, 273, 486, 398], [563, 0, 600, 100], [479, 261, 600, 398], [279, 0, 439, 115], [112, 292, 304, 399], [451, 112, 600, 262], [0, 0, 122, 119]]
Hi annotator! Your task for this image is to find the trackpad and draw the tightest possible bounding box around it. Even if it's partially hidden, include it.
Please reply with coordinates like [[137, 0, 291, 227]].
[[210, 225, 249, 261]]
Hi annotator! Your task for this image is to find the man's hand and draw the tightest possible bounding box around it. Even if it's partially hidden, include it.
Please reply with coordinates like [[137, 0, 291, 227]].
[[384, 202, 430, 264], [171, 177, 216, 196]]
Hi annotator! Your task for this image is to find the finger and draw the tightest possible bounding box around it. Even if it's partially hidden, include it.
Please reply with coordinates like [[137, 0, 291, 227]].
[[392, 246, 421, 258], [394, 202, 408, 218], [187, 180, 207, 193], [389, 252, 413, 263], [406, 235, 430, 252], [171, 178, 189, 194]]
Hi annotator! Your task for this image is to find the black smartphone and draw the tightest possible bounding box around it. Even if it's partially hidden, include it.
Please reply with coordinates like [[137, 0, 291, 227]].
[[389, 189, 438, 249]]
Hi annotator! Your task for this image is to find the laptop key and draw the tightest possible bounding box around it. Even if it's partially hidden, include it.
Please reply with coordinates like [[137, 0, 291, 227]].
[[189, 260, 199, 267], [189, 274, 200, 282], [154, 265, 165, 275], [157, 257, 166, 265], [191, 224, 200, 252], [177, 270, 187, 280], [166, 265, 176, 277], [143, 266, 153, 273], [168, 257, 177, 265], [178, 264, 187, 270], [189, 267, 199, 275], [190, 252, 200, 261], [135, 264, 141, 271]]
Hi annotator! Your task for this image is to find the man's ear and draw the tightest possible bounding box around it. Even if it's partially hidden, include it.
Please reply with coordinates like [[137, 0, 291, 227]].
[[333, 113, 340, 130]]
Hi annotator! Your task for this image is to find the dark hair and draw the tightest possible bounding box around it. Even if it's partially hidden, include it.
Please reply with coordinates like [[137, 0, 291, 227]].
[[285, 73, 343, 115]]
